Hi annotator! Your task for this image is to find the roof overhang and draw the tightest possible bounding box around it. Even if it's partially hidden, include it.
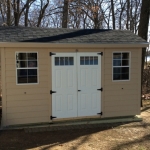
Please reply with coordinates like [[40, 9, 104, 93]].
[[0, 42, 148, 48]]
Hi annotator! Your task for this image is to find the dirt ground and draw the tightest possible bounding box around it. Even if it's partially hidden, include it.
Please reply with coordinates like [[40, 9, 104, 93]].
[[0, 100, 150, 150]]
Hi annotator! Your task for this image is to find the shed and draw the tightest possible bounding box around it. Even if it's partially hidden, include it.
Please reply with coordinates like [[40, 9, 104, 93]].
[[0, 27, 148, 127]]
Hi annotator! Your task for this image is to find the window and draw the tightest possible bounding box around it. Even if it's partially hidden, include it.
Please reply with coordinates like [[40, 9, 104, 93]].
[[113, 52, 130, 81], [80, 56, 98, 65], [55, 57, 74, 66], [16, 52, 38, 84]]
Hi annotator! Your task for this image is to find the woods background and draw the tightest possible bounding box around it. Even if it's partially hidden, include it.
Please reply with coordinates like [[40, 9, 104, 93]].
[[0, 0, 147, 30]]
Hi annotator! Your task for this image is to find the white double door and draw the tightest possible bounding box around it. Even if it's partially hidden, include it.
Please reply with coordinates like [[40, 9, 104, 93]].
[[52, 53, 101, 119]]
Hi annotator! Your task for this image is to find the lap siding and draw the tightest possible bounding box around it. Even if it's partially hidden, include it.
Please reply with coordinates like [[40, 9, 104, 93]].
[[7, 105, 49, 113], [7, 111, 49, 120], [7, 117, 49, 125]]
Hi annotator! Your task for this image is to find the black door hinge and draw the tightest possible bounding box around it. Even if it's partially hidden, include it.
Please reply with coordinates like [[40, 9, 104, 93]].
[[50, 90, 56, 94], [50, 52, 56, 56], [97, 112, 103, 115], [97, 88, 103, 91], [50, 116, 57, 120], [97, 52, 103, 56]]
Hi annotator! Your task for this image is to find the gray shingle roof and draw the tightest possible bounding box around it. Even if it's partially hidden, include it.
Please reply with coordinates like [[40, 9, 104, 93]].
[[0, 26, 147, 44]]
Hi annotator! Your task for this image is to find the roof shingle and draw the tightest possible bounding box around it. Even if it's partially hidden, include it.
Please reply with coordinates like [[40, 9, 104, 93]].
[[0, 26, 147, 44]]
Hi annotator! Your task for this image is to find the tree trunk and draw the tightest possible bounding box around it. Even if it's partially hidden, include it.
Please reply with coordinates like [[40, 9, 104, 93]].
[[126, 0, 130, 29], [62, 0, 69, 28], [111, 0, 115, 29], [138, 0, 150, 107], [13, 0, 20, 26], [130, 1, 133, 31], [93, 3, 99, 29], [7, 0, 11, 26], [25, 0, 30, 27], [37, 0, 49, 27], [17, 0, 19, 25]]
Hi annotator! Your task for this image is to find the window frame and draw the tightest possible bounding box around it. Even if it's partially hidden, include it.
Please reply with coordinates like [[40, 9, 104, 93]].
[[112, 51, 131, 81], [15, 52, 39, 85]]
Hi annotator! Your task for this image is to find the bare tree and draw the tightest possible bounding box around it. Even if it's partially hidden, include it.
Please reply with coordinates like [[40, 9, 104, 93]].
[[0, 0, 146, 33]]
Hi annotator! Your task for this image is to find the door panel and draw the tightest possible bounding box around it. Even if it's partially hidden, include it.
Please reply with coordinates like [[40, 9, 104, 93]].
[[77, 53, 101, 117], [52, 53, 77, 118]]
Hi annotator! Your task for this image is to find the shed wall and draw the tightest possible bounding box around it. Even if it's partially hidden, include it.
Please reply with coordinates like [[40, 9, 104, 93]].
[[1, 47, 141, 126], [3, 48, 51, 126], [103, 48, 141, 117]]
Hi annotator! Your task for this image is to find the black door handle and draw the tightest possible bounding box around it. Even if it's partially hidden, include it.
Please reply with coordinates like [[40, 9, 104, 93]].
[[78, 90, 81, 92]]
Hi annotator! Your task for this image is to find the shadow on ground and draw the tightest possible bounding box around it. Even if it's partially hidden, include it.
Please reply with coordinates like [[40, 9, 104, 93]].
[[0, 119, 149, 150], [0, 123, 128, 150], [141, 106, 150, 112]]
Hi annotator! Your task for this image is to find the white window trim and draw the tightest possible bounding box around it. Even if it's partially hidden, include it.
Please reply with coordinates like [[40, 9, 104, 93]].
[[15, 52, 39, 85], [112, 51, 131, 82]]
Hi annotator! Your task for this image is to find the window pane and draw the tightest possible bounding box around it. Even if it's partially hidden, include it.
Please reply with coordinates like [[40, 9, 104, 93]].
[[28, 69, 37, 76], [65, 57, 69, 65], [94, 56, 98, 65], [60, 57, 64, 65], [17, 53, 27, 60], [122, 67, 129, 74], [80, 57, 84, 65], [121, 73, 129, 80], [113, 67, 121, 74], [69, 57, 74, 65], [18, 77, 27, 83], [113, 60, 121, 66], [113, 67, 129, 80], [17, 69, 27, 76], [90, 57, 93, 65], [55, 57, 59, 66], [28, 61, 37, 67], [16, 61, 27, 68], [113, 53, 121, 59], [28, 76, 37, 83], [17, 69, 27, 83], [113, 74, 121, 80], [122, 60, 129, 66], [85, 57, 89, 65], [28, 53, 37, 60], [122, 53, 129, 59]]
